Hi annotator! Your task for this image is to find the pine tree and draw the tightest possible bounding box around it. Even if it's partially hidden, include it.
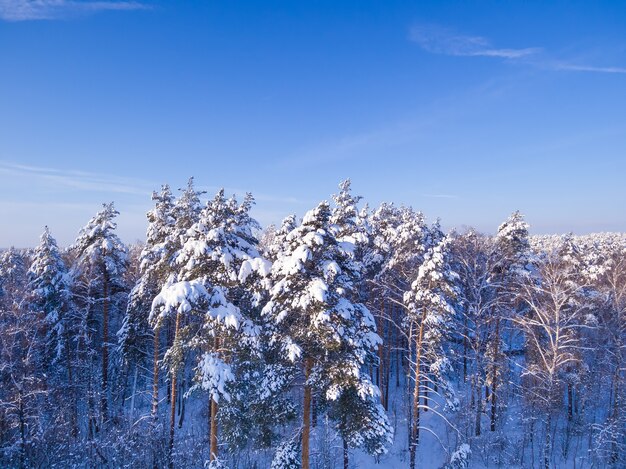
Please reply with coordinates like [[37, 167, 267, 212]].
[[120, 185, 175, 366], [264, 214, 298, 263], [0, 247, 28, 310], [119, 185, 176, 421], [404, 235, 459, 469], [72, 202, 128, 424], [28, 227, 81, 439], [487, 211, 531, 432], [263, 201, 390, 469], [449, 229, 500, 437], [28, 227, 73, 370], [152, 189, 271, 464], [330, 179, 364, 245]]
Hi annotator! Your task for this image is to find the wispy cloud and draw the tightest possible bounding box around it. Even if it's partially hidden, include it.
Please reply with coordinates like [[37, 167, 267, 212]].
[[410, 24, 626, 75], [549, 62, 626, 75], [0, 0, 148, 22], [409, 25, 541, 60], [0, 161, 155, 195]]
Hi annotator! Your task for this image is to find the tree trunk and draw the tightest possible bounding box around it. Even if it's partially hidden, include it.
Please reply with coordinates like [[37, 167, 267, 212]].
[[209, 335, 221, 460], [130, 365, 138, 425], [567, 383, 573, 421], [378, 298, 386, 409], [168, 311, 181, 469], [66, 332, 78, 438], [475, 383, 482, 436], [207, 394, 212, 442], [152, 330, 159, 419], [343, 438, 349, 469], [179, 382, 187, 429], [311, 391, 317, 428], [101, 272, 109, 423], [88, 384, 96, 438], [18, 393, 25, 469], [410, 311, 427, 469], [395, 330, 401, 388], [169, 372, 177, 469], [610, 363, 621, 464], [302, 358, 312, 469], [210, 398, 218, 461], [490, 383, 497, 432], [463, 317, 468, 382], [544, 413, 551, 469], [490, 317, 500, 432], [384, 341, 391, 409]]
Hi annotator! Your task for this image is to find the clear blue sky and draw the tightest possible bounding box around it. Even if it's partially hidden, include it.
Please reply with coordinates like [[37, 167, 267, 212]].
[[1, 0, 625, 247]]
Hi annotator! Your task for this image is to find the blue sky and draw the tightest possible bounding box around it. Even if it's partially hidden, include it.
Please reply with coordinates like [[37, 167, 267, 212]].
[[1, 0, 625, 246]]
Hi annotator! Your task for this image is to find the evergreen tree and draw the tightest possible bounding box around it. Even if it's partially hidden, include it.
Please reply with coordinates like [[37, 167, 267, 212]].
[[0, 247, 29, 310], [119, 185, 176, 421], [72, 202, 128, 424], [152, 189, 272, 464], [404, 235, 459, 469], [120, 185, 175, 367], [263, 201, 391, 469], [486, 211, 531, 432], [28, 227, 72, 367], [330, 179, 365, 246]]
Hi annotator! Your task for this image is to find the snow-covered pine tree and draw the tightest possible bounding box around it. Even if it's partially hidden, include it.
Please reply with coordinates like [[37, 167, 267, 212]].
[[0, 247, 29, 310], [210, 195, 295, 454], [0, 247, 48, 468], [262, 201, 390, 469], [328, 181, 393, 468], [403, 235, 459, 469], [368, 204, 430, 417], [152, 188, 271, 464], [28, 227, 72, 365], [487, 210, 531, 431], [27, 226, 79, 437], [271, 431, 301, 469], [361, 203, 401, 410], [330, 179, 364, 245], [449, 229, 500, 437], [172, 177, 205, 243], [72, 202, 128, 423], [263, 214, 298, 263], [329, 385, 393, 469], [119, 184, 176, 420], [496, 211, 531, 273], [145, 178, 208, 466]]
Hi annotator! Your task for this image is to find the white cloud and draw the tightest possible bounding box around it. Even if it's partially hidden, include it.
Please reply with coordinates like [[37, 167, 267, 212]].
[[0, 0, 148, 21], [409, 25, 540, 60], [410, 24, 626, 76], [549, 62, 626, 75]]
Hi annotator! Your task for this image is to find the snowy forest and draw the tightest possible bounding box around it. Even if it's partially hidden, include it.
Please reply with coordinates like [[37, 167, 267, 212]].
[[0, 178, 625, 469]]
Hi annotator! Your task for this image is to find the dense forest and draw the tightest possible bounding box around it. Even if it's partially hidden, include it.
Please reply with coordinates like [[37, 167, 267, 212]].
[[0, 179, 624, 468]]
